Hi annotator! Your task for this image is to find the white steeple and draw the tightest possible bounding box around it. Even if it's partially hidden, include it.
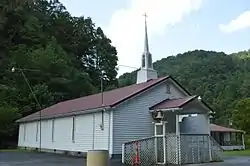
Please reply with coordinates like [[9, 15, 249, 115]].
[[136, 13, 157, 84]]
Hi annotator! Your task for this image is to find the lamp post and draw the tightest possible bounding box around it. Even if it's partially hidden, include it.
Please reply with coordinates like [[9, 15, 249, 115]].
[[11, 67, 42, 152]]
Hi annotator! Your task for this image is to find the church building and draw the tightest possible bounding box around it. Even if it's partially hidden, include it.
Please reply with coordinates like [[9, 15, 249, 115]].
[[16, 16, 223, 165]]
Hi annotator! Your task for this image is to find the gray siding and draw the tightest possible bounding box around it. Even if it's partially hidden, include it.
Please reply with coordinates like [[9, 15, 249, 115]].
[[112, 80, 187, 154]]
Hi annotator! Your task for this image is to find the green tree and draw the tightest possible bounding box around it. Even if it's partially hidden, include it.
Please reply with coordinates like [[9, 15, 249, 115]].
[[0, 104, 21, 148], [232, 98, 250, 133], [0, 0, 119, 148]]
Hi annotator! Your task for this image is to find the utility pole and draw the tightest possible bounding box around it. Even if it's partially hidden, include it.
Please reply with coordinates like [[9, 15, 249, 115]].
[[12, 67, 42, 152], [100, 70, 105, 130]]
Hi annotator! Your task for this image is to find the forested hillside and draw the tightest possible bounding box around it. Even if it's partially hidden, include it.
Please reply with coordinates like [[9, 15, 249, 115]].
[[119, 50, 250, 127], [0, 0, 118, 148]]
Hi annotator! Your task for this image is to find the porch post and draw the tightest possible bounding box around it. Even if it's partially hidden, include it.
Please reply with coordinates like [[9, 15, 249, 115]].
[[163, 122, 167, 165], [242, 133, 245, 150], [176, 114, 181, 164], [154, 123, 158, 163]]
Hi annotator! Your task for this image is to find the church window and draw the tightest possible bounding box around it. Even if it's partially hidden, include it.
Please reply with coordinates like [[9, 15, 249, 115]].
[[36, 122, 39, 142], [23, 123, 26, 141], [72, 116, 76, 143], [52, 119, 55, 142]]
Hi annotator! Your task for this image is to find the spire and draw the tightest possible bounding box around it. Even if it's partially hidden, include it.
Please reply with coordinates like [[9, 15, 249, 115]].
[[143, 13, 149, 53], [137, 13, 158, 84], [141, 13, 152, 69]]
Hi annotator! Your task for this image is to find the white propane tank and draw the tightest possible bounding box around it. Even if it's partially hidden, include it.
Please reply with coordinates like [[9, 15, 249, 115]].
[[180, 115, 209, 134]]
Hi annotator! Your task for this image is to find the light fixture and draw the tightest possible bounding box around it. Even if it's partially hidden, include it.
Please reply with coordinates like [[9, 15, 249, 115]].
[[11, 67, 15, 73]]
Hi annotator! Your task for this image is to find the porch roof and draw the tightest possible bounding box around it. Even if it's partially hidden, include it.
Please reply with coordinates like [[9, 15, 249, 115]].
[[149, 96, 197, 110], [210, 124, 244, 133]]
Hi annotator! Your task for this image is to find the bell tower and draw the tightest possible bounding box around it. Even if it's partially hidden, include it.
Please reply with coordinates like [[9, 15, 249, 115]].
[[136, 13, 158, 84]]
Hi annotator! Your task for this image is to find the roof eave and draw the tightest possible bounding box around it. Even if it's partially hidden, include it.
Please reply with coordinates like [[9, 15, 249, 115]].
[[16, 106, 112, 123], [149, 96, 197, 111], [149, 107, 183, 112]]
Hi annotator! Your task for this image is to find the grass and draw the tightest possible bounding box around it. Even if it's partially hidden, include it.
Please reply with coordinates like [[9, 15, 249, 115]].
[[0, 148, 25, 152], [224, 149, 250, 156], [0, 148, 36, 152]]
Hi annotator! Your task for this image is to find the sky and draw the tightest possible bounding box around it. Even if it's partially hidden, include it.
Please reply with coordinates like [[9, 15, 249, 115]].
[[59, 0, 250, 75]]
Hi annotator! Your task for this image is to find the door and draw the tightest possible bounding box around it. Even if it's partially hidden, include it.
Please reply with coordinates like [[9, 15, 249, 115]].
[[154, 122, 167, 164]]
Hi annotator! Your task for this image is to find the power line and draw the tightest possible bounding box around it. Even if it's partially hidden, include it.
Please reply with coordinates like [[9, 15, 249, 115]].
[[118, 64, 139, 69]]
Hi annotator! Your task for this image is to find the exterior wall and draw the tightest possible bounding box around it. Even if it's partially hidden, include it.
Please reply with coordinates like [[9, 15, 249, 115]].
[[18, 123, 25, 147], [17, 110, 113, 154], [112, 80, 187, 154], [136, 69, 158, 84]]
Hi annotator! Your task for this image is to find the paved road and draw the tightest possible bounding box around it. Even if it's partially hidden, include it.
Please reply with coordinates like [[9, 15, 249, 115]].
[[0, 151, 123, 166], [0, 151, 250, 166], [186, 156, 250, 166]]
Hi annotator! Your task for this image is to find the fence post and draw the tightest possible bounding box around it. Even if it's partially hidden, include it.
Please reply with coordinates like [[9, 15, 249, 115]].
[[163, 135, 166, 164], [122, 143, 125, 164], [208, 136, 212, 161], [132, 142, 140, 166]]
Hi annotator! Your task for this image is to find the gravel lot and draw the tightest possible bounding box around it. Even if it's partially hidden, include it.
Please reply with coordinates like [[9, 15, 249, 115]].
[[0, 151, 250, 166]]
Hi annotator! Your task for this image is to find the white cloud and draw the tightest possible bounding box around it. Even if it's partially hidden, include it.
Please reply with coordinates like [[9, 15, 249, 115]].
[[219, 11, 250, 34], [104, 0, 203, 75]]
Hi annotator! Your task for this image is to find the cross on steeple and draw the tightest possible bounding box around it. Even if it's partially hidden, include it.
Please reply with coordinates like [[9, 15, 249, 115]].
[[143, 13, 148, 20]]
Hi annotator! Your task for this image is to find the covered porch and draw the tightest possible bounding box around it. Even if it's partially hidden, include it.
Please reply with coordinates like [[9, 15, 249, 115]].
[[148, 95, 219, 165], [210, 124, 245, 151], [150, 95, 212, 136], [122, 96, 223, 166]]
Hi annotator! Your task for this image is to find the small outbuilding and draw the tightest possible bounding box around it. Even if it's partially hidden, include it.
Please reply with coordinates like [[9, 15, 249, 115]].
[[210, 124, 245, 151]]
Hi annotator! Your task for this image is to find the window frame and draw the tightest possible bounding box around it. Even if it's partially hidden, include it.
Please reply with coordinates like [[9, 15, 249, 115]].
[[72, 116, 76, 143], [52, 119, 55, 142]]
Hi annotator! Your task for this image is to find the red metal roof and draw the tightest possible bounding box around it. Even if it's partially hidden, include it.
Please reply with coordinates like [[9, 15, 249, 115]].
[[17, 76, 170, 122], [149, 96, 197, 110], [210, 124, 244, 133]]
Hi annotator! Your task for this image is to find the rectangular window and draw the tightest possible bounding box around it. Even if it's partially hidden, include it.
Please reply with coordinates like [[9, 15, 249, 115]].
[[52, 119, 55, 142], [36, 122, 39, 142], [101, 110, 104, 130], [23, 123, 26, 141], [72, 116, 75, 143]]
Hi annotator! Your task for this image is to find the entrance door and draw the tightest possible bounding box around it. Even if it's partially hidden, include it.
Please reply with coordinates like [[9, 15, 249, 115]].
[[154, 122, 166, 164]]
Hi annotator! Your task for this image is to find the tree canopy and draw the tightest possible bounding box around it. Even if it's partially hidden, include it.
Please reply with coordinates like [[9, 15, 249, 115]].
[[232, 98, 250, 134], [0, 0, 118, 147]]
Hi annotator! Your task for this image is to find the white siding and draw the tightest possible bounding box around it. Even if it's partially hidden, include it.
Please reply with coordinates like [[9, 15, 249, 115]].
[[17, 110, 113, 153], [18, 123, 24, 147], [112, 80, 187, 154], [17, 78, 188, 155]]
